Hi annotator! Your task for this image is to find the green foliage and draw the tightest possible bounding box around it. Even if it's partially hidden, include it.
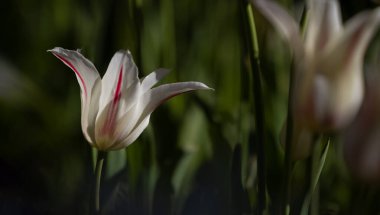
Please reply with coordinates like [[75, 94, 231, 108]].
[[1, 0, 380, 214]]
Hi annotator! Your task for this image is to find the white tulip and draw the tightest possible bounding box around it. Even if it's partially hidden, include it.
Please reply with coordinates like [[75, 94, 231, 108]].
[[49, 47, 212, 151], [253, 0, 380, 130]]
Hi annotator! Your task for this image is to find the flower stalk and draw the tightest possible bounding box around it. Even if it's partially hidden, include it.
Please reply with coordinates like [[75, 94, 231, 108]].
[[94, 151, 106, 214], [283, 63, 295, 215], [247, 3, 266, 214]]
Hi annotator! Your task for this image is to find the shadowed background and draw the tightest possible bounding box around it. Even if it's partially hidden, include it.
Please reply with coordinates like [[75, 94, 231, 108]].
[[0, 0, 379, 214]]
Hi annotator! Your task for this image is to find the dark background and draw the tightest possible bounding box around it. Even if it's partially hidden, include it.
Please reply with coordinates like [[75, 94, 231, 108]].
[[0, 0, 379, 214]]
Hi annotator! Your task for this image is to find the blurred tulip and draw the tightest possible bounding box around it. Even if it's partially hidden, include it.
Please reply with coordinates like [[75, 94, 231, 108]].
[[253, 0, 380, 131], [49, 47, 212, 151], [343, 73, 380, 182]]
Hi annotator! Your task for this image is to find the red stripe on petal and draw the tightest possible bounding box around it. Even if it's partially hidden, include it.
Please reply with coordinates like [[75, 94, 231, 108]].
[[113, 65, 124, 106], [53, 53, 88, 97], [101, 65, 124, 136]]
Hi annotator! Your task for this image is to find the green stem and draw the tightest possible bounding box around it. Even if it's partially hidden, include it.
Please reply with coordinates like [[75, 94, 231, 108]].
[[283, 5, 309, 215], [300, 137, 330, 215], [247, 4, 266, 214], [282, 58, 295, 215], [94, 151, 106, 214]]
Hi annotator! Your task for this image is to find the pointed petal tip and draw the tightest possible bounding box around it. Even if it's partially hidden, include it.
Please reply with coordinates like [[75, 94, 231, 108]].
[[192, 82, 214, 91], [47, 47, 64, 53], [156, 81, 213, 92], [48, 47, 83, 58], [250, 0, 304, 59], [202, 84, 214, 91], [47, 47, 58, 53], [115, 49, 132, 56], [113, 50, 136, 64]]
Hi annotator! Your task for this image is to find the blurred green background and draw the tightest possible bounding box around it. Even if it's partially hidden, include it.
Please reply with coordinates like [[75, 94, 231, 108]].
[[0, 0, 380, 214]]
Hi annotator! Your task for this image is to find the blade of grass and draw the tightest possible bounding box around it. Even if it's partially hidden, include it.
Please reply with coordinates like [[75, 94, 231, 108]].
[[300, 138, 330, 215], [247, 4, 266, 214]]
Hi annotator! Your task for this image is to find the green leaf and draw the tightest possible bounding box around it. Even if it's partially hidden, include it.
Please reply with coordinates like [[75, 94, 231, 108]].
[[105, 149, 127, 180], [300, 138, 330, 215], [171, 105, 212, 214]]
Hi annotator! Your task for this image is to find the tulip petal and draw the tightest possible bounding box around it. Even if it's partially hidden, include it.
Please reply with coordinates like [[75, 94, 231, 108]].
[[109, 82, 212, 149], [94, 80, 141, 150], [94, 51, 141, 149], [252, 0, 303, 58], [99, 50, 139, 111], [343, 73, 380, 181], [322, 0, 342, 43], [110, 116, 151, 150], [141, 69, 170, 93], [139, 82, 212, 124], [324, 7, 380, 75], [48, 47, 101, 144], [305, 0, 342, 54], [303, 7, 380, 130]]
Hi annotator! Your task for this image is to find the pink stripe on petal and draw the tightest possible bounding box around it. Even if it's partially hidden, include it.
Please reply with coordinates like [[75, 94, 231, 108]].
[[113, 65, 124, 105], [101, 65, 124, 135], [53, 53, 88, 97]]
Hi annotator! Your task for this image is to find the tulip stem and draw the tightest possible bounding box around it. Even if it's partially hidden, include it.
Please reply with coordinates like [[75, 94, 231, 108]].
[[247, 3, 267, 214], [94, 151, 106, 214], [283, 5, 309, 215], [283, 60, 295, 215]]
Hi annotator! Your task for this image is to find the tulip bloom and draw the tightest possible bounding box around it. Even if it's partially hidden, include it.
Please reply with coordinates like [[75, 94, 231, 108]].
[[49, 47, 211, 151], [253, 0, 380, 130], [343, 73, 380, 182]]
